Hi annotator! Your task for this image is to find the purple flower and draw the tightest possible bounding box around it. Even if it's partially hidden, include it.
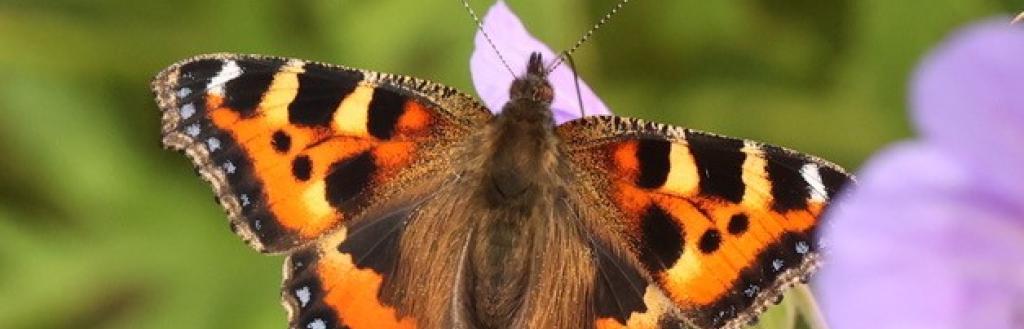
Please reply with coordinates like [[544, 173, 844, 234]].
[[470, 0, 611, 123], [818, 20, 1024, 329]]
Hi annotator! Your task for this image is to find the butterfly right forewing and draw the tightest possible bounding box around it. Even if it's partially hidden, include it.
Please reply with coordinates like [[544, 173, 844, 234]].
[[559, 116, 852, 329]]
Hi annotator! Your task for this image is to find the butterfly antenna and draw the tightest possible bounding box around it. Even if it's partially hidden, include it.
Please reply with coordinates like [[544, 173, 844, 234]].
[[563, 52, 587, 118], [546, 0, 631, 73], [461, 0, 517, 77]]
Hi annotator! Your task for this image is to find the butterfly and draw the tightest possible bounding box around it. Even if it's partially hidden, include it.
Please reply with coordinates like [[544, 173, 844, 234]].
[[152, 13, 851, 329]]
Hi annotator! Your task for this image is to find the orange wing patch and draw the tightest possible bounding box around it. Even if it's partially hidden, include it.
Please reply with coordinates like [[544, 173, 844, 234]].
[[153, 54, 491, 253], [558, 116, 852, 329]]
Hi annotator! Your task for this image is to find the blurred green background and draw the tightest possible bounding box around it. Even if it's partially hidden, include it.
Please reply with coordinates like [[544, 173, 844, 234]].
[[0, 1, 1019, 328]]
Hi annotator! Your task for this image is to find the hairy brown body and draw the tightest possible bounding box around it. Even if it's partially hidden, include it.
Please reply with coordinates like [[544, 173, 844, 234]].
[[470, 58, 585, 329], [392, 54, 594, 329]]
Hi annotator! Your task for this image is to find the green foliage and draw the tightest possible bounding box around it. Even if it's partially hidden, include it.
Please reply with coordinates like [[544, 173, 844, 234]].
[[0, 1, 1015, 328]]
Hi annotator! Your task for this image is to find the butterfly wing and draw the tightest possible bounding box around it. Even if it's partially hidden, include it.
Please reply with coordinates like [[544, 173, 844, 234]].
[[152, 53, 492, 253], [559, 116, 852, 329], [281, 206, 420, 329]]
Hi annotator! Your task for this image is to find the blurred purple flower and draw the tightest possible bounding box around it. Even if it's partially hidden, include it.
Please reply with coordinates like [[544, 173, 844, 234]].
[[470, 0, 611, 123], [818, 20, 1024, 329]]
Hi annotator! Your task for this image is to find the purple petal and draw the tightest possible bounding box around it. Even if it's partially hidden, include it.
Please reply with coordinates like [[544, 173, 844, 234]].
[[470, 0, 611, 123], [911, 19, 1024, 206], [818, 143, 1024, 329]]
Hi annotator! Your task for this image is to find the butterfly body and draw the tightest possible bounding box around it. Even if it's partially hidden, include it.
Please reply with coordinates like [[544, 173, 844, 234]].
[[154, 51, 851, 329], [394, 53, 593, 329]]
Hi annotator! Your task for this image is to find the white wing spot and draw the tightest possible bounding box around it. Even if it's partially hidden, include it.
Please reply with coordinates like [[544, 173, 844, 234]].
[[208, 60, 242, 96], [185, 123, 201, 137], [222, 161, 236, 174], [240, 194, 251, 207], [253, 219, 262, 230], [307, 318, 326, 329], [177, 87, 192, 98], [296, 286, 312, 307], [743, 285, 760, 298], [800, 163, 829, 202], [796, 241, 810, 254], [772, 258, 784, 272], [179, 103, 196, 120], [206, 137, 221, 151]]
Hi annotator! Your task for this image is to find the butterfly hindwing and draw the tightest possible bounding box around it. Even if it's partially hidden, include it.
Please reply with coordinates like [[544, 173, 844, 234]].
[[282, 207, 418, 329], [589, 239, 692, 329], [559, 116, 852, 329], [153, 54, 492, 253]]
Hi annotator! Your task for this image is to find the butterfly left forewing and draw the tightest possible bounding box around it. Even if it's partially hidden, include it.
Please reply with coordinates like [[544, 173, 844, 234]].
[[559, 116, 852, 329], [155, 53, 504, 329], [153, 54, 492, 253]]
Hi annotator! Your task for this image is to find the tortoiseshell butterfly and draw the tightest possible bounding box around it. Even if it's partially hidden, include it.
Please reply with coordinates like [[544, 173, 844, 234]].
[[152, 3, 851, 328]]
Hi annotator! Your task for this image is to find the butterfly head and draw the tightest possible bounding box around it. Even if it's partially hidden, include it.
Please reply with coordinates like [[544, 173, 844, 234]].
[[509, 52, 554, 105]]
